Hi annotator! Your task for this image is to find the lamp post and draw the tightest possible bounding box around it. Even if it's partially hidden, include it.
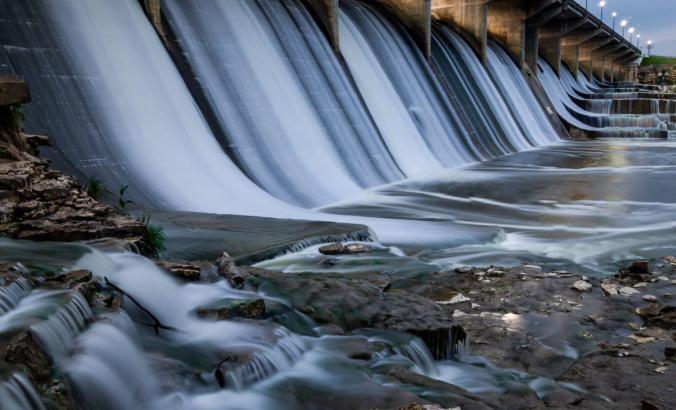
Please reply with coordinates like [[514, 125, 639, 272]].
[[629, 27, 635, 43], [647, 40, 653, 56], [621, 20, 628, 37], [599, 1, 606, 22], [636, 34, 641, 48], [612, 12, 617, 31]]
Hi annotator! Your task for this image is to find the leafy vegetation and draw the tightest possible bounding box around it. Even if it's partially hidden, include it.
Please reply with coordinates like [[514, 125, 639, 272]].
[[10, 104, 25, 130], [138, 213, 166, 257], [86, 178, 105, 200], [115, 184, 134, 212], [641, 55, 676, 66]]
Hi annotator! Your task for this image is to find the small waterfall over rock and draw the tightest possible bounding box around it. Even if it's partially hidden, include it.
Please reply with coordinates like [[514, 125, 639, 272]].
[[0, 278, 32, 315], [0, 373, 46, 410]]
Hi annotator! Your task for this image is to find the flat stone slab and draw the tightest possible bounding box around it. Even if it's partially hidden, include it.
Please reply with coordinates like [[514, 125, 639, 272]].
[[147, 211, 372, 264], [0, 75, 30, 106]]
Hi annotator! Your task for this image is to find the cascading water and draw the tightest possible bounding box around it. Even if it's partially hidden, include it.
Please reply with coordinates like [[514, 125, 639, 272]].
[[0, 0, 296, 215], [432, 25, 534, 157], [0, 373, 46, 410], [486, 42, 559, 146], [162, 0, 395, 207], [0, 277, 32, 315], [339, 0, 477, 169]]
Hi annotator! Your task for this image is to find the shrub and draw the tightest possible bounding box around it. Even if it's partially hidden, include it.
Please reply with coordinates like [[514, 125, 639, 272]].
[[86, 178, 105, 200]]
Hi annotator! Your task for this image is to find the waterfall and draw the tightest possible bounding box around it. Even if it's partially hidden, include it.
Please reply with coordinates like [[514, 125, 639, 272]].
[[486, 42, 559, 146], [0, 278, 32, 315], [0, 374, 46, 410], [163, 0, 395, 207], [432, 25, 534, 158], [0, 0, 295, 216], [339, 0, 477, 171]]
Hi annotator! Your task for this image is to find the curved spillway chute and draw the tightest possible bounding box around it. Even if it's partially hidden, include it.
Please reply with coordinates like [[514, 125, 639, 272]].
[[486, 42, 559, 146]]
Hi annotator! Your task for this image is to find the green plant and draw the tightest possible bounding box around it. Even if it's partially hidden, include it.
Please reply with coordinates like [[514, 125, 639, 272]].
[[10, 104, 25, 130], [115, 184, 134, 212], [139, 214, 166, 257], [86, 178, 105, 200]]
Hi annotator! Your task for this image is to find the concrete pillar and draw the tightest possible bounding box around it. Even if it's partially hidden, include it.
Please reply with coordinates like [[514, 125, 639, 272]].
[[487, 0, 528, 68], [303, 0, 340, 52], [431, 0, 488, 65], [375, 0, 432, 59], [585, 36, 612, 81], [595, 42, 623, 81], [142, 0, 163, 36], [524, 1, 564, 75], [538, 20, 562, 74], [561, 25, 599, 76]]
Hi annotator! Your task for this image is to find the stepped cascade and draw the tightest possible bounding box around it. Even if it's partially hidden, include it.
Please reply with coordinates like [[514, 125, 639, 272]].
[[0, 0, 675, 409]]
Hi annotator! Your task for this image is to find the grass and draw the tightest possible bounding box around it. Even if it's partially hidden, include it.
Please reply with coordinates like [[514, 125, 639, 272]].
[[641, 55, 676, 66], [139, 214, 166, 257], [86, 178, 105, 200]]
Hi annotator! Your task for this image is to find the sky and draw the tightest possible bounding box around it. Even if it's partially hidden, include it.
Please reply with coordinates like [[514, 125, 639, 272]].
[[576, 0, 676, 56]]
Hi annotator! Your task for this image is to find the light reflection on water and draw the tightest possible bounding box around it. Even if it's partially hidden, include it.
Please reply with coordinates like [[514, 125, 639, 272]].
[[316, 140, 676, 274]]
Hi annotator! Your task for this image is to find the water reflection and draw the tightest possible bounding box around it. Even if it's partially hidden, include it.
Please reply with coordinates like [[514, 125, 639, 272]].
[[322, 140, 676, 273]]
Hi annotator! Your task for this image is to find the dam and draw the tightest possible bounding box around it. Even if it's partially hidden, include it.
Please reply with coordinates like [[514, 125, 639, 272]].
[[0, 0, 675, 409]]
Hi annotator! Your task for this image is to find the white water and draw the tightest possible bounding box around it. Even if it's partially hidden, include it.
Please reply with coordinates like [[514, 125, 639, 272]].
[[338, 5, 444, 176]]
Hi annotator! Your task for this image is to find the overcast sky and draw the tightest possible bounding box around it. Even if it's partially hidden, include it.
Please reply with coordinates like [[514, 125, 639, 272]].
[[576, 0, 676, 56]]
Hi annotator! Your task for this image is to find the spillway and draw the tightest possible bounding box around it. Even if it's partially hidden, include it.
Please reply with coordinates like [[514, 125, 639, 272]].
[[0, 0, 295, 216], [339, 0, 476, 172], [432, 24, 535, 158], [163, 0, 400, 207]]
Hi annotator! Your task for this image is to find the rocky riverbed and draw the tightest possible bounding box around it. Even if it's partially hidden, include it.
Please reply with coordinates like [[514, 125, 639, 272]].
[[1, 247, 674, 409]]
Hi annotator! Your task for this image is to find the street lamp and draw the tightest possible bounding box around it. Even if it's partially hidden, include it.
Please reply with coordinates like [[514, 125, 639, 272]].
[[612, 12, 618, 31], [647, 40, 654, 56], [599, 1, 606, 22], [621, 20, 628, 36], [636, 34, 641, 48], [629, 27, 635, 43]]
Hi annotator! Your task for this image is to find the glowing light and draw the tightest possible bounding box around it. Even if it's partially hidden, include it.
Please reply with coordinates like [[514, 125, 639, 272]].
[[620, 20, 628, 27], [612, 12, 617, 17], [628, 27, 635, 34], [599, 1, 606, 7]]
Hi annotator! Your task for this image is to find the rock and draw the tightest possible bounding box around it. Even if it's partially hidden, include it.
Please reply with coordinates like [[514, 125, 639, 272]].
[[0, 75, 30, 106], [619, 286, 639, 296], [643, 295, 658, 302], [386, 367, 494, 410], [454, 266, 472, 274], [217, 252, 246, 289], [653, 366, 668, 374], [452, 310, 467, 318], [156, 260, 202, 281], [521, 264, 542, 274], [571, 280, 592, 292], [437, 293, 471, 305], [665, 346, 676, 361], [195, 298, 266, 320], [318, 242, 367, 255], [636, 304, 676, 329], [601, 280, 620, 296], [628, 260, 651, 275], [3, 331, 51, 384], [629, 334, 656, 344]]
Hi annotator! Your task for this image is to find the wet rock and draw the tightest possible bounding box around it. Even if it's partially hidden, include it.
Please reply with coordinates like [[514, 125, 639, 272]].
[[601, 279, 620, 296], [385, 367, 494, 410], [619, 286, 640, 296], [195, 298, 265, 320], [0, 75, 30, 106], [216, 251, 248, 289], [436, 293, 470, 304], [571, 280, 592, 292], [665, 346, 676, 361], [2, 332, 51, 385], [643, 294, 658, 302], [637, 304, 676, 329], [318, 242, 367, 255], [629, 260, 651, 275], [156, 260, 203, 281]]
